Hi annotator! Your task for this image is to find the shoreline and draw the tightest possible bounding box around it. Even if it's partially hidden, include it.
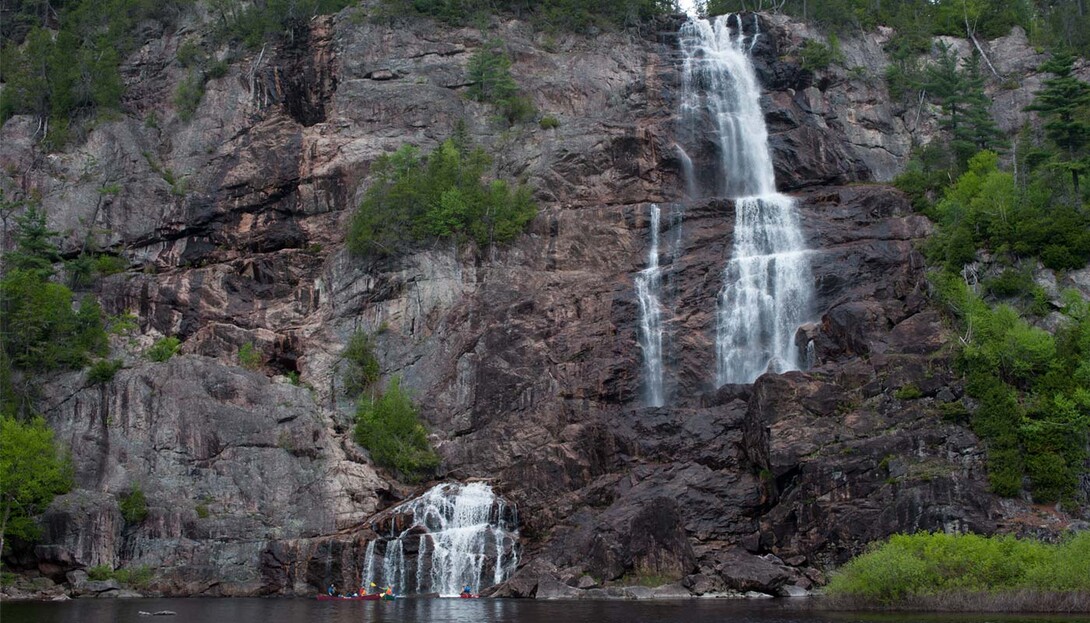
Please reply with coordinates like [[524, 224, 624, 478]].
[[4, 586, 1090, 613]]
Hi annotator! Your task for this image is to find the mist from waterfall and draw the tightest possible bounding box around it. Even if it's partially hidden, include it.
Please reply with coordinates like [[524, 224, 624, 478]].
[[678, 14, 813, 385]]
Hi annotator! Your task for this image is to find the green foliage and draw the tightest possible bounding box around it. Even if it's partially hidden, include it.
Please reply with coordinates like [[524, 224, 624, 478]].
[[87, 359, 123, 385], [466, 39, 536, 124], [86, 565, 113, 581], [467, 40, 519, 104], [1, 207, 109, 372], [798, 36, 841, 71], [924, 151, 1090, 272], [381, 0, 674, 31], [931, 273, 1089, 503], [238, 343, 262, 370], [93, 254, 128, 276], [147, 337, 181, 363], [347, 137, 537, 258], [0, 415, 73, 548], [86, 564, 154, 588], [118, 486, 148, 524], [213, 0, 355, 48], [342, 331, 381, 398], [4, 204, 60, 278], [539, 116, 560, 130], [1024, 53, 1090, 196], [913, 46, 1006, 171], [174, 71, 205, 122], [827, 531, 1090, 604], [353, 377, 439, 481], [1, 1, 192, 144], [894, 384, 922, 400]]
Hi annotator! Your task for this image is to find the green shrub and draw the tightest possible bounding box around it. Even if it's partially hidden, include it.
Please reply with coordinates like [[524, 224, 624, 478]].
[[347, 137, 536, 257], [176, 40, 203, 68], [799, 39, 835, 71], [147, 337, 181, 362], [342, 331, 380, 398], [174, 71, 204, 122], [388, 0, 672, 31], [501, 94, 537, 124], [353, 377, 439, 481], [238, 343, 262, 370], [87, 359, 123, 385], [93, 254, 128, 276], [894, 384, 922, 400], [0, 415, 73, 546], [466, 39, 536, 125], [931, 273, 1088, 503], [112, 566, 153, 589], [85, 565, 154, 589], [827, 531, 1090, 604], [205, 60, 229, 80], [87, 565, 113, 581], [539, 116, 560, 130], [214, 0, 354, 49], [119, 486, 148, 524]]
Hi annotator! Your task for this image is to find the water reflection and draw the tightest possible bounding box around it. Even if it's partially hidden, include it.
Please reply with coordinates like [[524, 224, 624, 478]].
[[2, 598, 1089, 623]]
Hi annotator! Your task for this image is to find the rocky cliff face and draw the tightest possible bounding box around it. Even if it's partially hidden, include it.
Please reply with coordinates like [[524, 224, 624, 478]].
[[1, 8, 1084, 598]]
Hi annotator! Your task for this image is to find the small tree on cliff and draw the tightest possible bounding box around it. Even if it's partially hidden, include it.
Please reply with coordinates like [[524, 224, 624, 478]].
[[1025, 52, 1090, 197], [0, 415, 72, 553]]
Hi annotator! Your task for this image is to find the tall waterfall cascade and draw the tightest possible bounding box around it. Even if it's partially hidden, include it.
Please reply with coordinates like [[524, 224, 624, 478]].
[[636, 204, 666, 407], [635, 203, 686, 407], [362, 482, 519, 596], [678, 14, 813, 385]]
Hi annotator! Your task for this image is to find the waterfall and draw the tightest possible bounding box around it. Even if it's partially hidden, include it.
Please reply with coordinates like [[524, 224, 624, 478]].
[[370, 482, 519, 596], [362, 540, 376, 589], [678, 14, 812, 385], [636, 204, 666, 407]]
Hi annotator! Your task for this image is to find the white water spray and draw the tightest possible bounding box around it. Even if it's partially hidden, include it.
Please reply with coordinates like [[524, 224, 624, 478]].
[[636, 204, 666, 407], [366, 482, 519, 596], [678, 14, 812, 385]]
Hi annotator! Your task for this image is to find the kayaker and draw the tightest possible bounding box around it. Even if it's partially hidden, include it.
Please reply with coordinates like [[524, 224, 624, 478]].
[[327, 584, 335, 596], [461, 585, 473, 597]]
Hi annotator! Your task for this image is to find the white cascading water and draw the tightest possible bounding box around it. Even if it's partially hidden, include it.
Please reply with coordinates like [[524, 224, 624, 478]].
[[635, 204, 666, 407], [363, 482, 519, 596], [678, 14, 812, 385]]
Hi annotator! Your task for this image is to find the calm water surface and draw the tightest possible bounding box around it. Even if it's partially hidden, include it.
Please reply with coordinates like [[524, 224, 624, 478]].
[[3, 598, 1088, 623]]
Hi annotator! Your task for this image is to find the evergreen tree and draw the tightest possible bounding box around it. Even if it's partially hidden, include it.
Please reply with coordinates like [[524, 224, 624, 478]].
[[956, 52, 1005, 164], [1024, 53, 1090, 195], [3, 203, 61, 278]]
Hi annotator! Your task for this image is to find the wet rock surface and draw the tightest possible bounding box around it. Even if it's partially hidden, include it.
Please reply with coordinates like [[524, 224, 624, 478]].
[[0, 8, 1082, 599]]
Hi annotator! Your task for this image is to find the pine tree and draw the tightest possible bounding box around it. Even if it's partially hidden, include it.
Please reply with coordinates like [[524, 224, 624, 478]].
[[4, 204, 60, 278], [925, 45, 973, 160], [1024, 52, 1090, 195], [956, 52, 1005, 165]]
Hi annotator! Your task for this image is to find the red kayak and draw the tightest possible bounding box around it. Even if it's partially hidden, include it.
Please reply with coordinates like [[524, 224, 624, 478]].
[[316, 594, 382, 601], [459, 594, 481, 599]]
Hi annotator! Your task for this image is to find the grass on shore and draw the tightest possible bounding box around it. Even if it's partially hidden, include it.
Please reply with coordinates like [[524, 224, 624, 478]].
[[824, 531, 1090, 611]]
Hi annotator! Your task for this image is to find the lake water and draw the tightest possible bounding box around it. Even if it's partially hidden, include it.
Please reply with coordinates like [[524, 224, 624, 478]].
[[2, 598, 1088, 623]]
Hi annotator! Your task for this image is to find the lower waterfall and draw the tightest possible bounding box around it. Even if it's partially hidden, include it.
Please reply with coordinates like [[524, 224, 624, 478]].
[[362, 482, 519, 596]]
